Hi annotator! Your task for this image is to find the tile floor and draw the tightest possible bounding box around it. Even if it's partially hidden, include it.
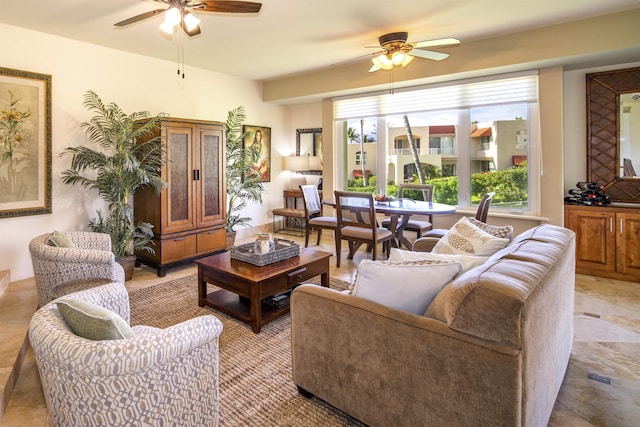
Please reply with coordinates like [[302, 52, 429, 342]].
[[1, 231, 639, 426]]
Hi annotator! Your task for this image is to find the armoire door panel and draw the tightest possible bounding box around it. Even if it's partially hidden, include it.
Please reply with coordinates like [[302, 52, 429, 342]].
[[165, 125, 195, 232], [197, 127, 224, 227]]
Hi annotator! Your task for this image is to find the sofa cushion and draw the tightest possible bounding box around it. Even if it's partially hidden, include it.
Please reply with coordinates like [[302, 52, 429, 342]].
[[432, 216, 510, 256], [389, 248, 487, 273], [351, 259, 462, 315], [56, 298, 135, 340]]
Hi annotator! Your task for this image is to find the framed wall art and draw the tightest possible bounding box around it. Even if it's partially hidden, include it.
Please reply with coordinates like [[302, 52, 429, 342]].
[[0, 67, 52, 218], [243, 125, 271, 182]]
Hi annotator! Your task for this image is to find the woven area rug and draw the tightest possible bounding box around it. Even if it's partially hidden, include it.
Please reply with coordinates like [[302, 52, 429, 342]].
[[129, 275, 365, 427]]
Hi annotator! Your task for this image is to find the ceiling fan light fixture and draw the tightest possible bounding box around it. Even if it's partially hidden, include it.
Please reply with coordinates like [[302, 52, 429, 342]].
[[401, 54, 414, 68], [381, 55, 394, 70], [183, 12, 200, 31], [160, 19, 176, 34], [164, 7, 181, 27], [391, 51, 406, 65]]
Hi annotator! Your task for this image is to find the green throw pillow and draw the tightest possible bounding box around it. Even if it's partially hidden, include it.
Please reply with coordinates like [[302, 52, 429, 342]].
[[47, 231, 75, 248], [56, 298, 135, 341]]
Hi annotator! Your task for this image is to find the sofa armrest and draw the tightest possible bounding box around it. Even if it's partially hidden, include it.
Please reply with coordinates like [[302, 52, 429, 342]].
[[290, 284, 521, 426]]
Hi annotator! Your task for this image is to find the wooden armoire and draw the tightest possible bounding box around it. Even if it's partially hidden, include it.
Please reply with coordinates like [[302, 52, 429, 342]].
[[134, 118, 226, 276]]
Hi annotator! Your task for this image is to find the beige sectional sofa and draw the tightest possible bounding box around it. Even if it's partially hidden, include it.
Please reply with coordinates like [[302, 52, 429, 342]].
[[291, 224, 575, 426]]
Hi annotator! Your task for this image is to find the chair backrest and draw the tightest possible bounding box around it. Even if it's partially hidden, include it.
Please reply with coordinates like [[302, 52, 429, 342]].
[[300, 184, 322, 217], [398, 183, 433, 202], [624, 158, 637, 177], [475, 192, 496, 223], [334, 191, 377, 231]]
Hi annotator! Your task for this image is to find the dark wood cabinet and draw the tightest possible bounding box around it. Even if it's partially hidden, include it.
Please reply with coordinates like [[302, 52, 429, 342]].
[[564, 204, 640, 282], [135, 118, 226, 276]]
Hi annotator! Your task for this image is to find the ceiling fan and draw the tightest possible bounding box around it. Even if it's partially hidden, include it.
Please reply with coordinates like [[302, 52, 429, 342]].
[[114, 1, 262, 36], [366, 32, 459, 72]]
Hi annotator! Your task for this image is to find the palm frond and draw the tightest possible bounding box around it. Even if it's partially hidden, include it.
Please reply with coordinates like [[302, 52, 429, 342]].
[[62, 91, 166, 257]]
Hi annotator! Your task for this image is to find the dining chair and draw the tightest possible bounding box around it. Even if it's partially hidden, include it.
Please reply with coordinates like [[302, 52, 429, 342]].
[[381, 183, 434, 238], [413, 191, 496, 252], [334, 191, 394, 267], [299, 184, 337, 247]]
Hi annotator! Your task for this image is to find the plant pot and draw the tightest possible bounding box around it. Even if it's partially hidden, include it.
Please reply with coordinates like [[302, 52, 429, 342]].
[[117, 255, 137, 281], [225, 231, 237, 251]]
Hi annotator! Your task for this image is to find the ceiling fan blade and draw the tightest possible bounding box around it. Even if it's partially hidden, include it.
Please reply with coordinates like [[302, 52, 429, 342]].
[[413, 37, 460, 49], [114, 9, 166, 27], [331, 52, 379, 68], [181, 21, 202, 37], [197, 1, 262, 13], [411, 49, 450, 61]]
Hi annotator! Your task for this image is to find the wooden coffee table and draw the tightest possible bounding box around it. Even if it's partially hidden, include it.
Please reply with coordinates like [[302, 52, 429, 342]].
[[195, 248, 331, 333]]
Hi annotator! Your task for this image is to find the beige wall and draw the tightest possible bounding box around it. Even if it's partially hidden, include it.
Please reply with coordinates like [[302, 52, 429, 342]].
[[0, 24, 288, 280]]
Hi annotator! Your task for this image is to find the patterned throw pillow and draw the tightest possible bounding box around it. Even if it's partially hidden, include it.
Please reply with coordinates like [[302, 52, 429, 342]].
[[56, 298, 135, 341], [432, 216, 510, 256], [350, 259, 462, 315], [467, 217, 514, 239], [388, 248, 487, 273], [47, 231, 75, 248]]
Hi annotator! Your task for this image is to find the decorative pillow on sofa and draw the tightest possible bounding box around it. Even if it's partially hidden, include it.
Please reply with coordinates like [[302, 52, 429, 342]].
[[56, 298, 135, 341], [432, 217, 510, 256], [350, 259, 462, 315], [47, 230, 75, 248], [467, 217, 514, 239], [388, 248, 487, 273]]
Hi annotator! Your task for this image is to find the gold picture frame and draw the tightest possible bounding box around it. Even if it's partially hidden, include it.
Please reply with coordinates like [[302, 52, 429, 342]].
[[0, 67, 52, 218], [243, 125, 271, 182]]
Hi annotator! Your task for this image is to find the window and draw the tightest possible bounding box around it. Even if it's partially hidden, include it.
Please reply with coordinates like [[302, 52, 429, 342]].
[[333, 72, 538, 214]]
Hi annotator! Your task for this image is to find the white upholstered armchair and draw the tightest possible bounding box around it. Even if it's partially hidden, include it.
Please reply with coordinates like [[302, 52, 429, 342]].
[[29, 231, 125, 307], [29, 282, 223, 427]]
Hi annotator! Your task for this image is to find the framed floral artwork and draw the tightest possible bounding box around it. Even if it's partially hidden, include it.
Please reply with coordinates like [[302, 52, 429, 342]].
[[243, 125, 271, 182], [0, 67, 52, 218]]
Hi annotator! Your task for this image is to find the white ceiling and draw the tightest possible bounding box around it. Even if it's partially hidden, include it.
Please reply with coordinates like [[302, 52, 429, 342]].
[[2, 0, 639, 81]]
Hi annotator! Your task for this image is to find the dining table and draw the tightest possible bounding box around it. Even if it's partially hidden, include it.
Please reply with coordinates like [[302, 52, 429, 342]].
[[323, 197, 456, 250]]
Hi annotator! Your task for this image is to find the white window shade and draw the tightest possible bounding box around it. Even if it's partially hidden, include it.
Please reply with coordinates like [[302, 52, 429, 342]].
[[334, 72, 538, 120]]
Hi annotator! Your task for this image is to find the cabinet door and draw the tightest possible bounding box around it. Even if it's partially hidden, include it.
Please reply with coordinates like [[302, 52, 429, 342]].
[[567, 208, 616, 274], [164, 125, 196, 232], [196, 125, 225, 227], [616, 213, 640, 276]]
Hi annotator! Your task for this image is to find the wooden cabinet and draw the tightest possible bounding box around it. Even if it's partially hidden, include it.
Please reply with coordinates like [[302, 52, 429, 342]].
[[564, 204, 640, 282], [135, 118, 226, 276]]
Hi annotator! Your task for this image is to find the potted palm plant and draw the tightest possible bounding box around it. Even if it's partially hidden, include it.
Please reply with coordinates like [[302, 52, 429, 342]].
[[61, 90, 167, 279], [224, 106, 264, 248]]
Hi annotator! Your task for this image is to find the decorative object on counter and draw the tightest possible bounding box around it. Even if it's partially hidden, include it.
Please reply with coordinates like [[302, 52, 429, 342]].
[[230, 238, 300, 266], [254, 233, 275, 255], [564, 182, 610, 206]]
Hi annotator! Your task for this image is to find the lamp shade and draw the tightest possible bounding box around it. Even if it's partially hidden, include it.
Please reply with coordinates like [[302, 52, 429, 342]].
[[284, 156, 309, 172], [308, 156, 322, 170]]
